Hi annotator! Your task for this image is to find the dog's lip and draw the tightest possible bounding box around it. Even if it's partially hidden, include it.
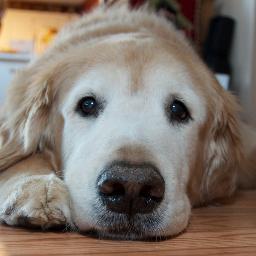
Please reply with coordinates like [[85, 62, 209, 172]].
[[73, 203, 168, 240], [79, 228, 170, 241], [74, 218, 169, 241]]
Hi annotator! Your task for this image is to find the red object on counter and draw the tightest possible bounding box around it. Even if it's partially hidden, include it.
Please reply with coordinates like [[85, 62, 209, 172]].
[[130, 0, 146, 8], [83, 0, 101, 12], [179, 0, 197, 23], [178, 0, 198, 40]]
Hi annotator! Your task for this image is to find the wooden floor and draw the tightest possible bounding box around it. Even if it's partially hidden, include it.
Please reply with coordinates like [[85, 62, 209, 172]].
[[0, 191, 255, 256]]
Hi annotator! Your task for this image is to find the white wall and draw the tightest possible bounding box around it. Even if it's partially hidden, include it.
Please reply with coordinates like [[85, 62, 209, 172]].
[[215, 0, 256, 126]]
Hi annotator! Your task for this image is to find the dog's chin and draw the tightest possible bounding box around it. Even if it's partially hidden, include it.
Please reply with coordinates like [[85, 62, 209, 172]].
[[81, 229, 170, 241], [76, 212, 172, 241]]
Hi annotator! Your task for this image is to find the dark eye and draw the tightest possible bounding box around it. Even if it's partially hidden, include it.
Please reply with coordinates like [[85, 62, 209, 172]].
[[77, 96, 99, 117], [169, 100, 191, 123]]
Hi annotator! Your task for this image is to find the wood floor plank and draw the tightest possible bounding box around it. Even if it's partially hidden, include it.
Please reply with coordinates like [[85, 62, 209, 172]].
[[0, 191, 255, 256]]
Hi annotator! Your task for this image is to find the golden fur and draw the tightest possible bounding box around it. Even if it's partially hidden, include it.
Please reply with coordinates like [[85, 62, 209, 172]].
[[0, 3, 255, 239]]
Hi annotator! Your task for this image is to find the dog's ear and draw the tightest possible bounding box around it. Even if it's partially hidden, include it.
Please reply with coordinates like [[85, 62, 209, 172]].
[[199, 87, 243, 204], [0, 64, 56, 171]]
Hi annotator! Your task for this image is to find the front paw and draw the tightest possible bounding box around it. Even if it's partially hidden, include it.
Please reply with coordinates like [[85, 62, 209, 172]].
[[0, 174, 71, 229]]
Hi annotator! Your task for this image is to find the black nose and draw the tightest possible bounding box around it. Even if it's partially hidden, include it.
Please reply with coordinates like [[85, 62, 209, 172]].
[[97, 162, 165, 215]]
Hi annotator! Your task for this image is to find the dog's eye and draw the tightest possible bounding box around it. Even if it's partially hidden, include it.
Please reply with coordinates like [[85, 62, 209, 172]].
[[169, 100, 190, 123], [77, 97, 99, 117]]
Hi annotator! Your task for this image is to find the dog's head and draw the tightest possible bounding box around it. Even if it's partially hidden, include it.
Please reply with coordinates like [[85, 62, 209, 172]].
[[0, 6, 243, 240]]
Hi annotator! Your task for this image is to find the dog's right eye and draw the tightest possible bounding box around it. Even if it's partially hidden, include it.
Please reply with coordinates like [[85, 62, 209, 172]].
[[77, 97, 99, 117]]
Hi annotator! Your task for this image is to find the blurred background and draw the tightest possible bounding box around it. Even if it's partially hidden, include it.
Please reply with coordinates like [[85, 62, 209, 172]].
[[0, 0, 255, 126]]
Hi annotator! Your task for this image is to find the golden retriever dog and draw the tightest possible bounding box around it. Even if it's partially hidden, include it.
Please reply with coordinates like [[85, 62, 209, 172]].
[[0, 4, 255, 240]]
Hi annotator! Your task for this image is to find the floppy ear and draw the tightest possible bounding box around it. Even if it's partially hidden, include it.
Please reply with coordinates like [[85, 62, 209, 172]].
[[0, 64, 56, 171], [199, 88, 243, 204]]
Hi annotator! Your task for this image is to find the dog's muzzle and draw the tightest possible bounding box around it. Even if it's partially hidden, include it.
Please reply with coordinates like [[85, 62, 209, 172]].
[[97, 161, 165, 216]]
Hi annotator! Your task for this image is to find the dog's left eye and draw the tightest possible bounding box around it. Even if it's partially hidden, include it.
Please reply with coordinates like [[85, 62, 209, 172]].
[[169, 100, 191, 123], [77, 96, 99, 117]]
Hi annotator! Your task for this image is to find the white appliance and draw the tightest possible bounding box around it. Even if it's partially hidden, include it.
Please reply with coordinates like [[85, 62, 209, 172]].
[[0, 52, 31, 103]]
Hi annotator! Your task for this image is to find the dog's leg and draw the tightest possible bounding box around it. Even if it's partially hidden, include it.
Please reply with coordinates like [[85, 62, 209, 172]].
[[0, 153, 71, 229]]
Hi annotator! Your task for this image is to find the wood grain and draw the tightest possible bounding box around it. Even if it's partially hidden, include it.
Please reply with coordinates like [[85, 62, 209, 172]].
[[0, 190, 255, 256]]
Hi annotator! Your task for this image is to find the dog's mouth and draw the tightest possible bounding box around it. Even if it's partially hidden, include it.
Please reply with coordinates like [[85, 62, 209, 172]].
[[82, 228, 169, 241], [77, 212, 168, 241]]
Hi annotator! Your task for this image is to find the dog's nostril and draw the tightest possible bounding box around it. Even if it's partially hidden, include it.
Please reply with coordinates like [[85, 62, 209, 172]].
[[110, 182, 126, 196], [99, 181, 125, 197], [139, 185, 164, 203]]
